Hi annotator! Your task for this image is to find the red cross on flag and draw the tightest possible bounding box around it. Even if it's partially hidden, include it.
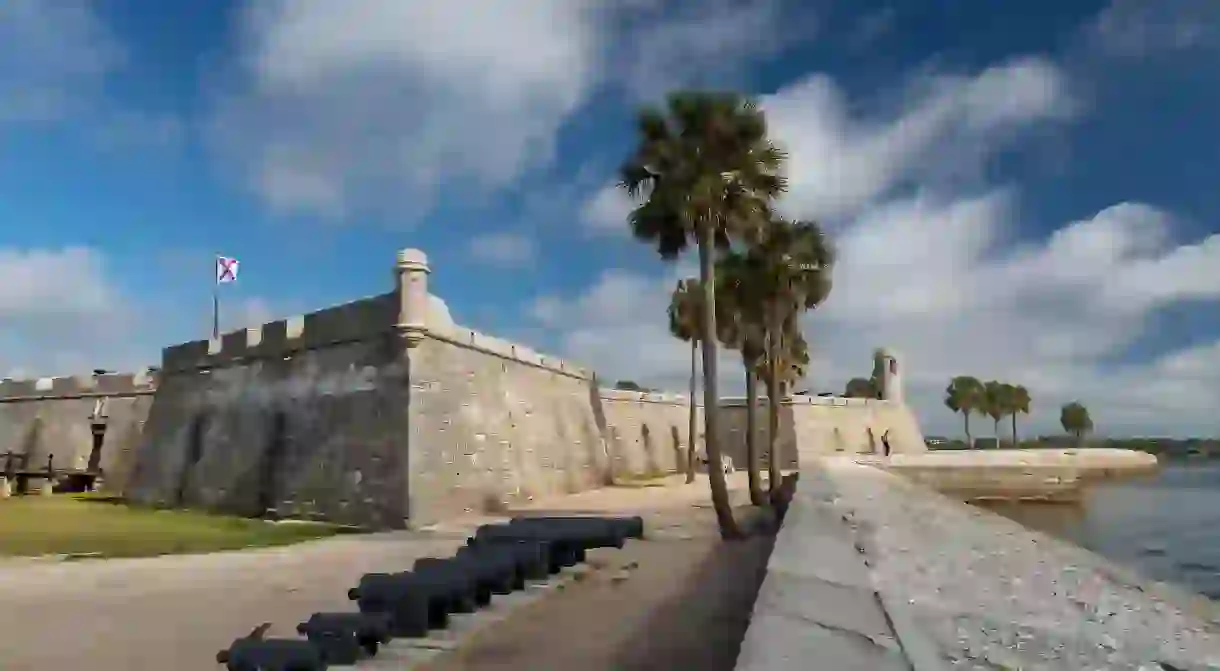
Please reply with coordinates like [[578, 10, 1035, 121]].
[[216, 256, 239, 284]]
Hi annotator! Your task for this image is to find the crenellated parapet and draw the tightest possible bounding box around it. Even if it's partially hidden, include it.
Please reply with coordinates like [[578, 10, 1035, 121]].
[[0, 368, 158, 401], [161, 293, 399, 372]]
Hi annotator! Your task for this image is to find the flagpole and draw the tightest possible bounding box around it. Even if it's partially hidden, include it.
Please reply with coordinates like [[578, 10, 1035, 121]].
[[212, 255, 220, 340]]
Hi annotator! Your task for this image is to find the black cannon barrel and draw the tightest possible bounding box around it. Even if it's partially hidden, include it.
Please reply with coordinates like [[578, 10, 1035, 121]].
[[296, 612, 392, 664], [510, 515, 644, 544], [348, 572, 435, 637], [411, 558, 482, 613], [515, 515, 645, 540], [457, 541, 547, 586], [216, 637, 326, 671], [507, 518, 621, 550], [414, 556, 494, 606], [416, 553, 515, 606], [471, 525, 582, 571]]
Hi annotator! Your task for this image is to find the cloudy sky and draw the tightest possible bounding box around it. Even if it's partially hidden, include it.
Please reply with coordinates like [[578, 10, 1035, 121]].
[[2, 0, 1219, 438]]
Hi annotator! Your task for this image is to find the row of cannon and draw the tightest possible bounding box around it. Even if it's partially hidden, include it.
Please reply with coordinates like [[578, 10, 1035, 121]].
[[216, 515, 645, 670]]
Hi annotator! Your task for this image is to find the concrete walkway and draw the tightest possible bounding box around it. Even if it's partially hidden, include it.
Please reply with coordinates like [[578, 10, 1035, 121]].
[[0, 474, 752, 671]]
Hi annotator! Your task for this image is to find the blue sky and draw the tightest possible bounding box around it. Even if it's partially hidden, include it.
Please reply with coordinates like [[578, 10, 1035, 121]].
[[2, 0, 1219, 437]]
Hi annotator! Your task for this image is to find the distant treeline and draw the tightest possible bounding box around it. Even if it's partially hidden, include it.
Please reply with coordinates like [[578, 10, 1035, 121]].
[[926, 435, 1220, 458]]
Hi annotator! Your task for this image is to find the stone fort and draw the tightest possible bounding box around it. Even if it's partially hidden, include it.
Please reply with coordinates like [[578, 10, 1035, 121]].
[[0, 248, 926, 528]]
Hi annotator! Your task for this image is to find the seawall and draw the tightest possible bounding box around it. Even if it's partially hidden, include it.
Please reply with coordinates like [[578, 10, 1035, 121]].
[[736, 457, 1220, 669], [0, 371, 156, 492], [864, 448, 1160, 501]]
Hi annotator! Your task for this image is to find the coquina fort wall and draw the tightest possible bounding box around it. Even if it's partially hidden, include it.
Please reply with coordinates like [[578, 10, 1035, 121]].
[[2, 247, 925, 528], [0, 371, 156, 493]]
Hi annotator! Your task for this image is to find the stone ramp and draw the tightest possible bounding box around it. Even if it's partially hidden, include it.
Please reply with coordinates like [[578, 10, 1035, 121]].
[[737, 457, 1220, 670]]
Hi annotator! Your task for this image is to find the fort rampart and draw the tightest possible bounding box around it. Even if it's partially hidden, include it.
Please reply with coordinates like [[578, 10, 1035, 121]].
[[1, 248, 928, 528]]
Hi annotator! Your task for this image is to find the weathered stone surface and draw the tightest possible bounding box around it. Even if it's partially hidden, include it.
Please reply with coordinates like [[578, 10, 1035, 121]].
[[126, 338, 410, 528], [739, 457, 1220, 670], [736, 612, 910, 671], [0, 374, 154, 491]]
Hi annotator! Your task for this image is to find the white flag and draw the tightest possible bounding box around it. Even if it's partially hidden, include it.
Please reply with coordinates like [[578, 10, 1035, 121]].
[[216, 256, 239, 284]]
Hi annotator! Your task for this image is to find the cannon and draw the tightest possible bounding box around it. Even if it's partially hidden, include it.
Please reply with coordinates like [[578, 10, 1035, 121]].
[[216, 623, 326, 671], [470, 525, 582, 573], [416, 554, 513, 608], [510, 515, 644, 544], [410, 557, 486, 613], [295, 612, 392, 665], [347, 573, 435, 637], [456, 539, 549, 584]]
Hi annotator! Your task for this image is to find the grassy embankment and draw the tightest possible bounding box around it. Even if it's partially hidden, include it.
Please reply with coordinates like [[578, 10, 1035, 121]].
[[0, 494, 349, 559]]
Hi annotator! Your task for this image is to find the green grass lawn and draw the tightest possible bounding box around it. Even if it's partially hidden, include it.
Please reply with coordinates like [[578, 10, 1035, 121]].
[[0, 495, 349, 558]]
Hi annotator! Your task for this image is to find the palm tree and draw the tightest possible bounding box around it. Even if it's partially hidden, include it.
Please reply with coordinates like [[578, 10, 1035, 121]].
[[844, 377, 876, 398], [740, 219, 833, 492], [982, 380, 1008, 446], [1060, 401, 1093, 446], [1010, 384, 1031, 447], [713, 259, 767, 506], [944, 376, 983, 447], [621, 90, 787, 539], [667, 278, 703, 484], [755, 317, 811, 466]]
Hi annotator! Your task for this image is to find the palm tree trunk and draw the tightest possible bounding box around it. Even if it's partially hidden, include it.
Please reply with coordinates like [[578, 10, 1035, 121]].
[[993, 419, 1000, 445], [685, 339, 698, 484], [964, 412, 972, 448], [744, 367, 764, 505], [696, 222, 740, 539], [765, 320, 782, 495], [1011, 413, 1018, 448]]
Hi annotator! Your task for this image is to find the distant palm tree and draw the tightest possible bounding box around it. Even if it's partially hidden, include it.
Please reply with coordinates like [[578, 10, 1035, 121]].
[[621, 90, 787, 539], [844, 377, 877, 398], [982, 380, 1008, 446], [1060, 401, 1093, 446], [944, 376, 983, 447], [1010, 384, 1031, 446], [667, 278, 703, 484]]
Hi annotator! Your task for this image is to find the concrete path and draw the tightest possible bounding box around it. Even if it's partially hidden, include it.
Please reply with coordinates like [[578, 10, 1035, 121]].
[[0, 474, 753, 671]]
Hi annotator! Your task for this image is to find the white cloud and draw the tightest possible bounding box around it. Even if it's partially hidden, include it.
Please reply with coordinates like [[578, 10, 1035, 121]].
[[581, 183, 636, 236], [766, 56, 1076, 222], [611, 0, 801, 102], [0, 247, 145, 377], [1086, 0, 1220, 57], [468, 231, 537, 268], [534, 58, 1220, 438], [209, 0, 800, 222], [0, 0, 122, 124], [210, 0, 602, 220]]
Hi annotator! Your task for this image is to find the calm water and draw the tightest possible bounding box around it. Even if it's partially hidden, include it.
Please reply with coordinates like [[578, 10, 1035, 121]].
[[982, 460, 1220, 599]]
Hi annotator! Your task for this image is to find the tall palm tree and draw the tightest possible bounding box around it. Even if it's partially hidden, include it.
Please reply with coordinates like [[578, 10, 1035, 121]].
[[944, 376, 983, 447], [735, 219, 833, 491], [1010, 384, 1031, 447], [667, 278, 703, 484], [620, 90, 787, 539], [1060, 401, 1093, 446], [982, 380, 1008, 445], [712, 258, 767, 505]]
